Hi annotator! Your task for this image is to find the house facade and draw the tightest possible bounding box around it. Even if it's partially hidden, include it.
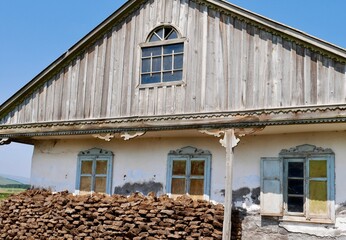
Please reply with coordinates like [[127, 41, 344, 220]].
[[1, 0, 346, 238]]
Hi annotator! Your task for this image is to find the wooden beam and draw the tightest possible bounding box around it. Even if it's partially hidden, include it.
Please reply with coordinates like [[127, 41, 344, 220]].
[[220, 129, 239, 240]]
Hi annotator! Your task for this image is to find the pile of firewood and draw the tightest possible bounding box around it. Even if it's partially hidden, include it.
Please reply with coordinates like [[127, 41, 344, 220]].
[[0, 189, 225, 239]]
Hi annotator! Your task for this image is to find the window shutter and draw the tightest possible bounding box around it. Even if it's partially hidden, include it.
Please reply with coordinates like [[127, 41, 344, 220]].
[[260, 157, 283, 216], [306, 157, 333, 220]]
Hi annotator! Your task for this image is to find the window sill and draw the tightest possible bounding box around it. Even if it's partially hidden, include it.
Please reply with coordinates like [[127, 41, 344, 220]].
[[280, 216, 334, 225], [138, 81, 185, 89]]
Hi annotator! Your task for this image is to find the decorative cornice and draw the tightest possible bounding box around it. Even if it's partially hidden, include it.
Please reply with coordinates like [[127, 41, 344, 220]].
[[78, 147, 114, 156], [280, 144, 334, 155], [1, 105, 346, 139], [168, 146, 211, 155], [120, 131, 146, 141], [92, 133, 116, 141], [0, 138, 11, 145]]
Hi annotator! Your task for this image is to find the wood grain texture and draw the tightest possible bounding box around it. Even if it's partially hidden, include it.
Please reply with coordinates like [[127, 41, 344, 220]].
[[2, 0, 345, 125]]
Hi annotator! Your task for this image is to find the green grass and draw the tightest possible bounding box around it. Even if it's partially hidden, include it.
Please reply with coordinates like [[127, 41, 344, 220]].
[[0, 188, 27, 201]]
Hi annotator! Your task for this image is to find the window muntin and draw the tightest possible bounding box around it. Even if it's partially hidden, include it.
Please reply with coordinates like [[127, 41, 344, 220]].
[[167, 147, 211, 199], [76, 148, 113, 195], [141, 26, 184, 85], [260, 144, 335, 223], [284, 157, 331, 218]]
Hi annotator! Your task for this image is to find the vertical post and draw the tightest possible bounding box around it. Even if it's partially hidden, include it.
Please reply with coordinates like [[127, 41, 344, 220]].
[[221, 129, 239, 240]]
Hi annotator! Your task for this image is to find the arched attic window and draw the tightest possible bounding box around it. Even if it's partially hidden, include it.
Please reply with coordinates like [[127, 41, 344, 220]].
[[141, 26, 184, 85]]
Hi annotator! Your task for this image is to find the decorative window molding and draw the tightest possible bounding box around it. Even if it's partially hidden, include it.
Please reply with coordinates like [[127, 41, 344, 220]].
[[76, 148, 113, 195], [140, 25, 185, 87], [166, 146, 211, 200], [260, 144, 335, 224]]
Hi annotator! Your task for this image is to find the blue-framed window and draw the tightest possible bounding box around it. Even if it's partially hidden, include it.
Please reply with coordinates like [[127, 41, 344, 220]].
[[261, 144, 335, 223], [166, 146, 211, 199], [76, 148, 113, 195], [141, 26, 184, 85]]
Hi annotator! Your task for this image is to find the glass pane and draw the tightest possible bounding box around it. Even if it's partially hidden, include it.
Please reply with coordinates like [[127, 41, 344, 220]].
[[171, 178, 185, 194], [310, 160, 327, 178], [152, 57, 162, 72], [163, 70, 182, 82], [142, 46, 161, 57], [287, 196, 304, 213], [167, 30, 178, 40], [163, 56, 172, 71], [81, 161, 92, 174], [191, 161, 205, 176], [287, 179, 304, 195], [174, 54, 183, 69], [80, 176, 91, 192], [309, 180, 328, 215], [172, 160, 186, 175], [190, 179, 204, 195], [164, 27, 173, 39], [163, 44, 184, 54], [288, 162, 304, 178], [96, 160, 107, 174], [141, 58, 151, 73], [141, 73, 161, 84], [155, 28, 164, 40], [149, 33, 161, 42], [95, 177, 107, 193]]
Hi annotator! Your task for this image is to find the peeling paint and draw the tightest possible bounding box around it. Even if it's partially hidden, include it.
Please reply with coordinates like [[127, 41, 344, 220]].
[[113, 181, 163, 196], [226, 187, 261, 211]]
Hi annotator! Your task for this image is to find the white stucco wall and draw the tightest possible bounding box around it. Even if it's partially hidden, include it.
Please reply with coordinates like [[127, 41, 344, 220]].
[[31, 131, 346, 205], [31, 136, 226, 202]]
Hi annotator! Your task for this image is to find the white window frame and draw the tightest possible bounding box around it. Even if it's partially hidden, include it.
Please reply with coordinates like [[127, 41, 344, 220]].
[[75, 148, 113, 195], [139, 25, 186, 88]]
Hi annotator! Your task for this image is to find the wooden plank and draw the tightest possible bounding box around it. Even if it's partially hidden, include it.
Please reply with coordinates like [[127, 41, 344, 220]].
[[295, 44, 305, 105], [44, 78, 54, 121], [130, 8, 143, 116], [76, 52, 87, 119], [52, 70, 64, 120], [92, 37, 106, 118], [40, 82, 47, 121], [281, 39, 292, 107], [84, 46, 95, 118], [31, 89, 39, 123], [240, 21, 248, 109], [200, 5, 208, 110], [125, 13, 136, 117], [245, 24, 255, 109], [116, 22, 125, 116], [310, 52, 318, 104], [328, 59, 335, 104], [69, 58, 80, 120], [101, 33, 112, 118], [304, 48, 312, 105], [183, 0, 196, 113], [232, 18, 243, 110], [252, 26, 260, 109], [106, 27, 116, 118]]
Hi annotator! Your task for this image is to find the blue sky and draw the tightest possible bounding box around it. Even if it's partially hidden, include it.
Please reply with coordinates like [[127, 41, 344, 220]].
[[0, 0, 345, 179]]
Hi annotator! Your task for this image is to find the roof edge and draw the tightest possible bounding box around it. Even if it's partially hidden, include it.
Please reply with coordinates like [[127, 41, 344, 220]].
[[208, 0, 346, 57]]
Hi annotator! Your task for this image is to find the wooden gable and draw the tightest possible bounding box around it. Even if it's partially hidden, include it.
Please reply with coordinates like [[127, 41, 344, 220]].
[[0, 0, 345, 136]]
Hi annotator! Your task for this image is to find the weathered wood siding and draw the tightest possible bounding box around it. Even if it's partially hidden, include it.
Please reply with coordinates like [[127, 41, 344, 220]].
[[1, 0, 346, 125]]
